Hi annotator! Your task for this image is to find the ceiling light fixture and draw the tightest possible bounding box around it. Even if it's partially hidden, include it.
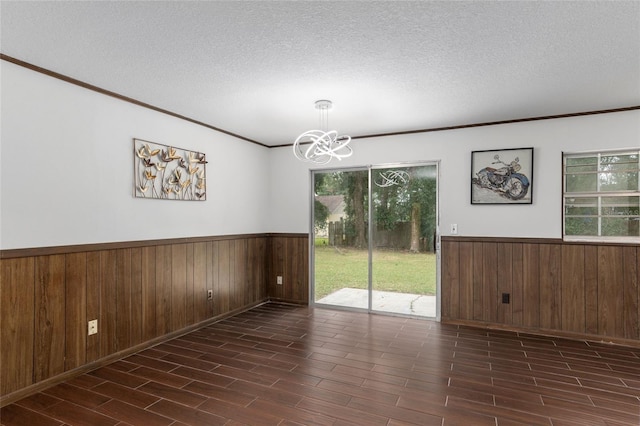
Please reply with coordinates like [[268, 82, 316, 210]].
[[375, 170, 410, 187], [293, 100, 352, 164]]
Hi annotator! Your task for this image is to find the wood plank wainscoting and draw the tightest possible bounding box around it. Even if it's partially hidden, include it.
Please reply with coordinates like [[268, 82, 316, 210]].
[[0, 233, 309, 405], [3, 233, 639, 407], [442, 236, 640, 346]]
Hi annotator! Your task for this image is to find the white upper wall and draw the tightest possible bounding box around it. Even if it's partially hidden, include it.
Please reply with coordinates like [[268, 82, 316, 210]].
[[268, 110, 640, 238], [0, 61, 270, 249], [2, 60, 638, 249]]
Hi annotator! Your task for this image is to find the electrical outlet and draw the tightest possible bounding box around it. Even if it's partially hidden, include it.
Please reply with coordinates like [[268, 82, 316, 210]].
[[502, 293, 510, 304], [88, 319, 98, 336], [450, 224, 458, 235], [277, 276, 283, 285], [207, 289, 213, 300]]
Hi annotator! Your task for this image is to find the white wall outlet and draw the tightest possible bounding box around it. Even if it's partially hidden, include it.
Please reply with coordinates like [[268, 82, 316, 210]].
[[88, 319, 98, 336], [450, 224, 458, 235], [277, 276, 283, 285], [207, 289, 213, 300]]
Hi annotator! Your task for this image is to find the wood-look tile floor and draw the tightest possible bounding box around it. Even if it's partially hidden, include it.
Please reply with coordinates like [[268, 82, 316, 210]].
[[2, 303, 640, 426]]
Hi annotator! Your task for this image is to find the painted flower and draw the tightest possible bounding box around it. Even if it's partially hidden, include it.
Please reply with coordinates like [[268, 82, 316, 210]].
[[188, 164, 199, 175], [155, 162, 166, 171], [144, 170, 156, 180], [138, 183, 149, 193]]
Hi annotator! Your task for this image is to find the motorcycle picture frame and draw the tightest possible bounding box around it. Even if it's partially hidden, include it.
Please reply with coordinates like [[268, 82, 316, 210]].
[[471, 147, 534, 204]]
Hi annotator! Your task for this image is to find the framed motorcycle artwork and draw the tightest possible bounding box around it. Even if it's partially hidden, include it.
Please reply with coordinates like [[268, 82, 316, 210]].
[[471, 147, 533, 204]]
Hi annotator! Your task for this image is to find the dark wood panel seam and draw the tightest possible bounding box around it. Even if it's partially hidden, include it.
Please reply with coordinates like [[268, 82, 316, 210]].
[[0, 233, 307, 259], [269, 106, 640, 147], [12, 234, 633, 259], [265, 233, 310, 238], [346, 106, 640, 141], [3, 54, 638, 149], [442, 236, 639, 247], [442, 236, 563, 244], [0, 54, 266, 147]]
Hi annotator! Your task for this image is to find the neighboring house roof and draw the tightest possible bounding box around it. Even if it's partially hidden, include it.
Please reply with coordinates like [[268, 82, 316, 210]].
[[315, 195, 345, 216]]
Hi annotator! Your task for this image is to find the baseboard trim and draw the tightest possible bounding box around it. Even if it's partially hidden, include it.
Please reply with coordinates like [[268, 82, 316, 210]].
[[267, 297, 309, 306], [442, 318, 640, 349]]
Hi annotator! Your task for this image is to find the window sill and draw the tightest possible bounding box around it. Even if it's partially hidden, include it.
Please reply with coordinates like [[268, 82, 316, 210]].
[[563, 236, 640, 245]]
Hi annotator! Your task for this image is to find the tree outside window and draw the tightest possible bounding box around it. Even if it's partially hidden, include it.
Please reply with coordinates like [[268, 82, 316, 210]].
[[564, 150, 639, 242]]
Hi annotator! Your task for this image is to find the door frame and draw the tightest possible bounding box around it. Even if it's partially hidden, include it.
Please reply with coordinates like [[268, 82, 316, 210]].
[[309, 161, 441, 320]]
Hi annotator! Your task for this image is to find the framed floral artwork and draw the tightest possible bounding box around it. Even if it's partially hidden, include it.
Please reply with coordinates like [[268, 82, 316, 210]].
[[134, 138, 207, 201]]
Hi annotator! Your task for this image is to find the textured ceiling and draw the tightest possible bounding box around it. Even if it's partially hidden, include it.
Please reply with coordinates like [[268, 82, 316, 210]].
[[1, 1, 639, 146]]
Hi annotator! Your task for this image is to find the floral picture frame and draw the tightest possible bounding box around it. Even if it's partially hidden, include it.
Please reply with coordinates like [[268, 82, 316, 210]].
[[134, 138, 207, 201]]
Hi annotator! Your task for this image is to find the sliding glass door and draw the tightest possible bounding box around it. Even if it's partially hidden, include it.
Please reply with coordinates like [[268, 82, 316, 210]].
[[312, 163, 439, 318], [371, 164, 438, 316], [312, 168, 369, 310]]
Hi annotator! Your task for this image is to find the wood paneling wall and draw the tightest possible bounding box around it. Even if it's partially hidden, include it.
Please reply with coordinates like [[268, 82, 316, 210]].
[[442, 237, 640, 344], [13, 233, 637, 400], [0, 233, 306, 403], [268, 234, 309, 304]]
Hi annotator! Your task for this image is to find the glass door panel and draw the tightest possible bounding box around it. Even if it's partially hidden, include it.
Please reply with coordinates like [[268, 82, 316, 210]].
[[312, 163, 438, 318], [313, 169, 369, 310], [371, 164, 438, 316]]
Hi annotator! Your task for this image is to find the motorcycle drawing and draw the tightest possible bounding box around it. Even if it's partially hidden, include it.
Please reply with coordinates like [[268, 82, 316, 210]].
[[472, 154, 530, 200]]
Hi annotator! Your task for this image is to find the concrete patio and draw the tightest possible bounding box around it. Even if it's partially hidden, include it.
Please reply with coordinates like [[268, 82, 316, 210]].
[[316, 288, 436, 317]]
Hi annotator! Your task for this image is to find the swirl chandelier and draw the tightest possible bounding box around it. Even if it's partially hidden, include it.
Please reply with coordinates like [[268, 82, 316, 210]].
[[293, 100, 352, 164]]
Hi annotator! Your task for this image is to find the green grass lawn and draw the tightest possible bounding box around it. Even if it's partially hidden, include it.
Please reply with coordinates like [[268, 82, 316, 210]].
[[313, 245, 437, 300]]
